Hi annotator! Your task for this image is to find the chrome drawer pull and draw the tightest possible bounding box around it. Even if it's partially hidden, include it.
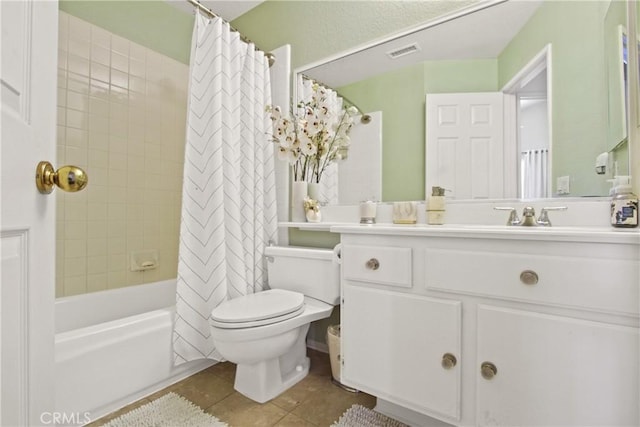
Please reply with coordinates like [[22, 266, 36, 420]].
[[481, 362, 498, 380], [365, 258, 380, 270], [520, 270, 539, 285], [441, 353, 457, 370]]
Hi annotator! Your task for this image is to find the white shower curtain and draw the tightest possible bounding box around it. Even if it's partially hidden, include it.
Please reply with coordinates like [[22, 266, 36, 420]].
[[521, 149, 549, 199], [173, 12, 278, 364]]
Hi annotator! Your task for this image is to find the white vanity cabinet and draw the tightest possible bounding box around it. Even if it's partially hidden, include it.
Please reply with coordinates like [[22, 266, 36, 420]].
[[335, 227, 640, 427], [476, 305, 639, 426], [342, 283, 462, 419]]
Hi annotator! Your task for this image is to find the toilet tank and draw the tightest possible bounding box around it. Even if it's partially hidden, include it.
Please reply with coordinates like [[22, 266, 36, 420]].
[[265, 246, 340, 305]]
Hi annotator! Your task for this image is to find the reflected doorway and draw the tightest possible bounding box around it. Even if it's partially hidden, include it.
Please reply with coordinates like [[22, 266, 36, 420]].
[[503, 45, 551, 198]]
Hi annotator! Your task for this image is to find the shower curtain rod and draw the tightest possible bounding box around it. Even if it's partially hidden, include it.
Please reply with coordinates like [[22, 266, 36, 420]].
[[301, 74, 372, 124], [186, 0, 275, 67]]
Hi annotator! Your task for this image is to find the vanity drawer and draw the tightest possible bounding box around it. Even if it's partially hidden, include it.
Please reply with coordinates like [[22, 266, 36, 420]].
[[343, 244, 412, 288], [424, 248, 639, 316]]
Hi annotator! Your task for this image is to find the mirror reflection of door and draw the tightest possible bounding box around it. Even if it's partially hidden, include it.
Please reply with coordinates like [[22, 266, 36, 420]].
[[503, 46, 551, 198], [425, 92, 506, 200], [425, 46, 552, 200], [516, 70, 550, 198]]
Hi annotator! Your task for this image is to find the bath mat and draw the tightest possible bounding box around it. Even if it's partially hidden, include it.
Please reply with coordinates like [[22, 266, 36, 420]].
[[102, 392, 228, 427], [331, 404, 409, 427]]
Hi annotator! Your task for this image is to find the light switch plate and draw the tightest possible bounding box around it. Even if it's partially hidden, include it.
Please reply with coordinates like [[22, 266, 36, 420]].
[[557, 175, 570, 195]]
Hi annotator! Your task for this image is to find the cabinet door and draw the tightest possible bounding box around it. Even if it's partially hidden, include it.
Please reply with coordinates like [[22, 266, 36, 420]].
[[342, 284, 461, 420], [477, 305, 639, 427]]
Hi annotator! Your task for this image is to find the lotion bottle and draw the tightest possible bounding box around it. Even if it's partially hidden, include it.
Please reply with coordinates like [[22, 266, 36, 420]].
[[427, 186, 445, 225]]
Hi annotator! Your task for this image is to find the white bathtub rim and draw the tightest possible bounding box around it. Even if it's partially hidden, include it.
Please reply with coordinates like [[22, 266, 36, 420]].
[[55, 307, 175, 363], [55, 279, 177, 334]]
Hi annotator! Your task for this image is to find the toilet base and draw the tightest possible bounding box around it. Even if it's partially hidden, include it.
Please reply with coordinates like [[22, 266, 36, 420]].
[[233, 324, 311, 403], [235, 356, 310, 403]]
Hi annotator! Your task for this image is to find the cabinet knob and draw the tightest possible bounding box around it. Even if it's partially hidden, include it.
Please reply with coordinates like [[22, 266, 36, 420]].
[[481, 362, 498, 380], [441, 353, 457, 370], [520, 270, 539, 285], [365, 258, 380, 270]]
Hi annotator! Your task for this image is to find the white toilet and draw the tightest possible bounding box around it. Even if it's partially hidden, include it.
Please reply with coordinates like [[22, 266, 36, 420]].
[[209, 245, 340, 403]]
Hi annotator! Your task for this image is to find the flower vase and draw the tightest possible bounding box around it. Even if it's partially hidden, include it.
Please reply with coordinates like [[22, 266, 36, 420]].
[[306, 182, 322, 223], [308, 182, 321, 202], [291, 181, 308, 222]]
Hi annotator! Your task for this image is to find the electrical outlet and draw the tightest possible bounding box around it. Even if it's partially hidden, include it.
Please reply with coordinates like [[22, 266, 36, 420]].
[[557, 176, 570, 195]]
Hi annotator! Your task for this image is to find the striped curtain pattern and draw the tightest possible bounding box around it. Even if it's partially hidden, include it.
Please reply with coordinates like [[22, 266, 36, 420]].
[[521, 149, 549, 199], [173, 12, 278, 364]]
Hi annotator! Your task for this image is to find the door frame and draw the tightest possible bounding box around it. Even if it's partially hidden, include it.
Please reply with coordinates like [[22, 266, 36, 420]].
[[501, 44, 553, 198]]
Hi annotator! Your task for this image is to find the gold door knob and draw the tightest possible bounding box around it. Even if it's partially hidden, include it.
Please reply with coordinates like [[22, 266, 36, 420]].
[[365, 258, 380, 270], [520, 270, 539, 285], [481, 362, 497, 380], [441, 353, 457, 370], [36, 161, 88, 194]]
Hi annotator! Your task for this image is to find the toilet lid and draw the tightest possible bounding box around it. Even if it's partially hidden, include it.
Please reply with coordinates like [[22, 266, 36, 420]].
[[210, 289, 304, 328]]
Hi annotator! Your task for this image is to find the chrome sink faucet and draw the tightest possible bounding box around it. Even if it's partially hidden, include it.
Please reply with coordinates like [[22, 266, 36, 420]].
[[494, 206, 567, 226]]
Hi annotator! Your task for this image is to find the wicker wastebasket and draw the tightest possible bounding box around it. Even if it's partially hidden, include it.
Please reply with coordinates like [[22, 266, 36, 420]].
[[326, 324, 358, 392]]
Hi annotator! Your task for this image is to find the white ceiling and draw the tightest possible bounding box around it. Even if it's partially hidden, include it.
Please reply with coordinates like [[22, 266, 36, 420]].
[[167, 0, 263, 21], [303, 0, 543, 88]]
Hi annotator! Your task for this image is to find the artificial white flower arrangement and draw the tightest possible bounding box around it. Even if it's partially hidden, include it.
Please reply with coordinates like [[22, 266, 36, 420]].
[[266, 83, 359, 183]]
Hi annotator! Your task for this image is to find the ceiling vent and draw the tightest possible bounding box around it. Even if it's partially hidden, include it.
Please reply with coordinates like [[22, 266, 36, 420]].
[[386, 43, 421, 59]]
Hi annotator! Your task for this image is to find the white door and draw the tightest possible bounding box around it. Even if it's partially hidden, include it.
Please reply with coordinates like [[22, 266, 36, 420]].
[[477, 305, 639, 427], [1, 1, 58, 425], [425, 92, 505, 199]]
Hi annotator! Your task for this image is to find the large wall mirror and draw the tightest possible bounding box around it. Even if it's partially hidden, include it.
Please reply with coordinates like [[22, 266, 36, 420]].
[[295, 0, 632, 203]]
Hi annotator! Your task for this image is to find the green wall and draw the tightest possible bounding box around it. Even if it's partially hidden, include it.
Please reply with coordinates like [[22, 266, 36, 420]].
[[337, 59, 497, 201], [59, 1, 194, 64], [59, 1, 623, 200], [335, 1, 618, 201], [339, 63, 426, 201], [498, 0, 611, 197]]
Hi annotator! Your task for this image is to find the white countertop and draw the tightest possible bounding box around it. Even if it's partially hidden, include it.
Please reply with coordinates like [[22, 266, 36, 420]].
[[329, 223, 640, 244]]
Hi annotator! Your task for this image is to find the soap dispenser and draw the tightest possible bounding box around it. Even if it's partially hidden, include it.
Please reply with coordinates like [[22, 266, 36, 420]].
[[610, 176, 638, 228], [427, 186, 446, 225]]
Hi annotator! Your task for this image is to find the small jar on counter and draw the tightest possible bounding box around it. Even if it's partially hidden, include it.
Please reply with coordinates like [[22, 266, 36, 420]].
[[427, 186, 446, 225]]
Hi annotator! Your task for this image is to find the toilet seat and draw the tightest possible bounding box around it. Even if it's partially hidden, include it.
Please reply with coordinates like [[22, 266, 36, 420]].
[[210, 289, 305, 329]]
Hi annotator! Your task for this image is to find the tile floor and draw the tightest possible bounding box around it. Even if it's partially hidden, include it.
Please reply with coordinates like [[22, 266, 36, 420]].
[[88, 349, 376, 426]]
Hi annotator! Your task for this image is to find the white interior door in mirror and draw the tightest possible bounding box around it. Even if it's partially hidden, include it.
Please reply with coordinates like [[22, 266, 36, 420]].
[[337, 111, 382, 204], [426, 93, 506, 200]]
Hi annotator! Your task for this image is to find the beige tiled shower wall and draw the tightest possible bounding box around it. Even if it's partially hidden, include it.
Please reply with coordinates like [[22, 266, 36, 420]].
[[56, 12, 189, 297]]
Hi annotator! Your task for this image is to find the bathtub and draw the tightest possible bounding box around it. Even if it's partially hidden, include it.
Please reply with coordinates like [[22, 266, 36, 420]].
[[55, 280, 214, 422]]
